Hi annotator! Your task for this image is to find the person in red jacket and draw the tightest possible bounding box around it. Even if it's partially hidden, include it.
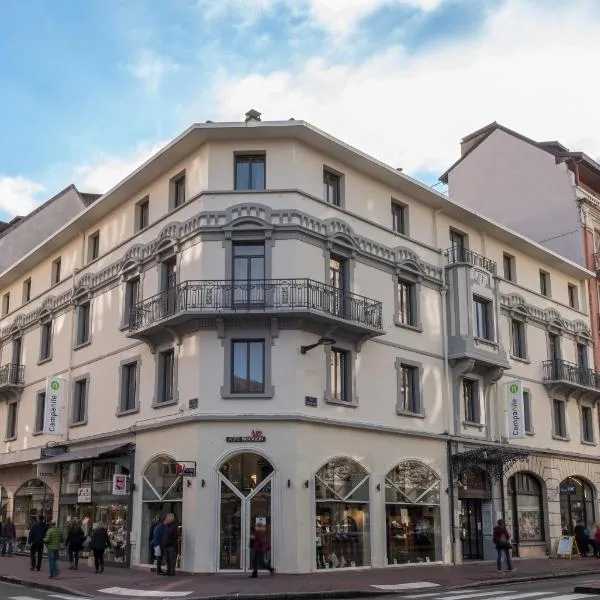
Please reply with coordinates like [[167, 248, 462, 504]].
[[249, 524, 274, 578], [492, 519, 514, 572]]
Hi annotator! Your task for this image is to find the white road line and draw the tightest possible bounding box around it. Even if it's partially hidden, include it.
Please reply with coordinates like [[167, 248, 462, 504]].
[[98, 588, 193, 597], [50, 596, 87, 600], [471, 594, 562, 600], [446, 592, 521, 600], [9, 597, 44, 600], [371, 583, 441, 591], [404, 594, 452, 599], [540, 596, 598, 600]]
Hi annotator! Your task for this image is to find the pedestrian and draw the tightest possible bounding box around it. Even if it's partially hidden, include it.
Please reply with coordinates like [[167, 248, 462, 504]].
[[90, 522, 110, 574], [28, 516, 47, 571], [1, 518, 16, 557], [44, 520, 64, 579], [149, 515, 160, 566], [160, 513, 178, 577], [66, 519, 85, 569], [492, 519, 514, 572], [152, 515, 165, 575], [250, 522, 274, 578], [575, 520, 590, 557]]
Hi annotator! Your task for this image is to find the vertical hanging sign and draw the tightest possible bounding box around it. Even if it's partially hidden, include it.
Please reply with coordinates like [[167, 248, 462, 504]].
[[507, 380, 525, 439], [43, 376, 64, 436]]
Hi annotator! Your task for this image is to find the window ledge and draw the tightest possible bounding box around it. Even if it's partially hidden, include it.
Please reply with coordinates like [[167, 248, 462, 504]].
[[69, 420, 88, 429], [396, 408, 425, 419], [32, 430, 43, 437], [552, 434, 570, 442], [73, 340, 91, 351], [581, 439, 597, 446], [474, 337, 497, 348], [119, 323, 131, 333], [525, 430, 535, 437], [325, 398, 358, 408], [394, 320, 423, 333], [4, 436, 17, 442], [510, 355, 530, 365], [37, 356, 52, 366], [463, 420, 485, 431], [116, 407, 140, 417], [152, 399, 179, 409], [221, 392, 275, 400]]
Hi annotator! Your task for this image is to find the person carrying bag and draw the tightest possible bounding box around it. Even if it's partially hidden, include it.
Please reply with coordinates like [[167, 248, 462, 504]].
[[493, 519, 514, 572]]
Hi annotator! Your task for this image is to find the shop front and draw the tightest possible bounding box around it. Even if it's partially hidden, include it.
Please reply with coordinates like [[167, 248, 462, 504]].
[[560, 476, 596, 533], [508, 472, 545, 557], [36, 442, 134, 566], [13, 479, 54, 545]]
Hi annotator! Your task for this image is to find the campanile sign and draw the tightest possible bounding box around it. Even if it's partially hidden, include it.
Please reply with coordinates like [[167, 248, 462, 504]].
[[43, 376, 65, 436], [506, 380, 525, 439]]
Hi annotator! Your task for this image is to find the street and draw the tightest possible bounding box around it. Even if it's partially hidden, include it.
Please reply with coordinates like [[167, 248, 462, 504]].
[[0, 581, 85, 600]]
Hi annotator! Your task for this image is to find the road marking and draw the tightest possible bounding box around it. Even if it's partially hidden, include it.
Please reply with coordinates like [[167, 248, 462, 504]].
[[542, 596, 598, 600], [371, 583, 441, 591], [9, 597, 46, 600], [98, 588, 193, 597], [472, 594, 559, 600], [446, 592, 520, 600], [50, 596, 87, 600]]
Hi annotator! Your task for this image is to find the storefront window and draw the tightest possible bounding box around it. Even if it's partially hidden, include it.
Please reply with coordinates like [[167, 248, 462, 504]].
[[560, 476, 595, 533], [385, 461, 441, 564], [141, 455, 183, 565], [13, 480, 54, 541], [508, 473, 544, 542], [315, 457, 370, 569]]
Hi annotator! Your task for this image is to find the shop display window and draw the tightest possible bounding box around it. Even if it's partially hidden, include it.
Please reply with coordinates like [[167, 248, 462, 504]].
[[13, 479, 54, 543], [384, 461, 441, 564], [508, 473, 544, 542], [560, 476, 595, 534], [315, 458, 370, 569]]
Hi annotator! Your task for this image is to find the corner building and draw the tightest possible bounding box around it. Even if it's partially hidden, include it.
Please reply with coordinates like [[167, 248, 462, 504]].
[[0, 111, 598, 572]]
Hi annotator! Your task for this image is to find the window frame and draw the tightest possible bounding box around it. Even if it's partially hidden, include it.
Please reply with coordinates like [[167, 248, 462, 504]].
[[395, 277, 421, 330], [462, 378, 481, 424], [568, 284, 578, 309], [87, 231, 100, 263], [121, 276, 141, 330], [510, 317, 528, 360], [230, 339, 266, 395], [577, 343, 589, 370], [502, 253, 516, 282], [473, 295, 494, 341], [5, 401, 18, 441], [169, 171, 186, 210], [22, 278, 31, 304], [580, 404, 595, 444], [234, 153, 266, 191], [118, 356, 141, 416], [523, 389, 533, 435], [324, 342, 357, 407], [70, 375, 89, 427], [539, 269, 551, 297], [552, 398, 568, 440], [391, 200, 408, 235], [154, 347, 177, 407], [74, 301, 92, 348], [323, 167, 344, 207], [51, 257, 62, 285], [135, 196, 150, 232], [38, 319, 53, 363], [395, 357, 423, 417], [1, 292, 9, 316], [33, 390, 46, 435]]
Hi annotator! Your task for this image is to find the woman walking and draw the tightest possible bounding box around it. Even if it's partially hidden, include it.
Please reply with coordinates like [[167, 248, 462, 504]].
[[90, 522, 110, 573], [66, 519, 85, 569]]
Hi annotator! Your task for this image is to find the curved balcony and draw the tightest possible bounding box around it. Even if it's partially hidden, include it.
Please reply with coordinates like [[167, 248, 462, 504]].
[[0, 363, 25, 399], [128, 279, 384, 343], [445, 247, 497, 274], [543, 359, 600, 399]]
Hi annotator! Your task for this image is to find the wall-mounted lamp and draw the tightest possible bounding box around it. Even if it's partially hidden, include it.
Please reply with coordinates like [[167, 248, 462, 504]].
[[187, 480, 192, 488], [376, 484, 381, 492], [287, 479, 291, 488], [301, 337, 337, 355], [304, 480, 310, 488], [201, 479, 206, 488]]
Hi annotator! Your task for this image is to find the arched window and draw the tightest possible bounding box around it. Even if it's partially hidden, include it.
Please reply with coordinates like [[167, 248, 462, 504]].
[[385, 461, 441, 564], [14, 480, 53, 538], [314, 458, 370, 569], [560, 476, 595, 533], [508, 473, 544, 543]]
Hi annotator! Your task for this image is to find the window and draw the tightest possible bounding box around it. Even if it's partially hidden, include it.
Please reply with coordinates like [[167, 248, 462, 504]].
[[568, 284, 578, 309], [51, 257, 61, 285], [75, 302, 91, 346], [450, 229, 466, 250], [503, 253, 515, 282], [171, 173, 186, 208], [120, 361, 138, 413], [511, 319, 526, 359], [391, 201, 407, 235], [553, 399, 567, 438], [523, 390, 533, 433], [124, 277, 140, 327], [39, 321, 52, 361], [1, 293, 9, 316], [161, 258, 177, 292], [157, 349, 175, 405], [22, 278, 31, 303], [234, 154, 266, 191], [323, 169, 341, 206], [549, 333, 561, 362], [330, 347, 350, 402], [577, 343, 588, 369], [135, 197, 149, 231], [398, 364, 419, 413], [232, 243, 265, 304], [539, 270, 550, 297], [72, 378, 88, 425], [397, 279, 416, 327], [473, 296, 493, 341], [231, 340, 265, 394], [5, 402, 17, 440], [463, 379, 480, 423], [34, 392, 46, 434], [582, 406, 594, 443], [87, 231, 100, 262]]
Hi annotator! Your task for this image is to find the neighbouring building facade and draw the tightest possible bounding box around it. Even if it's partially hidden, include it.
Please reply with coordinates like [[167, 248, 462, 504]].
[[0, 111, 598, 573]]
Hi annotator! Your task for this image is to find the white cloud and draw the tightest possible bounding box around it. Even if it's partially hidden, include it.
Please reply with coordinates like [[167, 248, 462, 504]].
[[211, 0, 600, 175], [0, 176, 44, 218], [73, 141, 168, 194], [126, 51, 180, 92]]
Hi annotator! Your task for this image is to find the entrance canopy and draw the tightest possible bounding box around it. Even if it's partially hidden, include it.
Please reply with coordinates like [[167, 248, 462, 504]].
[[452, 445, 529, 480], [36, 442, 133, 465]]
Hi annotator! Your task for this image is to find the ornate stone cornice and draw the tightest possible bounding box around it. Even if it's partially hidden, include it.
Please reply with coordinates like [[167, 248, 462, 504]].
[[1, 202, 442, 340]]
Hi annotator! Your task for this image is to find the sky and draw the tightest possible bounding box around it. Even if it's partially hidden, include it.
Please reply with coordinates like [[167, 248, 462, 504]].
[[1, 0, 600, 221]]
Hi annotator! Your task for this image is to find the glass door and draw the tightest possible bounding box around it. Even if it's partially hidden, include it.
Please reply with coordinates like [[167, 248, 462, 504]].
[[232, 243, 265, 306], [460, 499, 483, 560]]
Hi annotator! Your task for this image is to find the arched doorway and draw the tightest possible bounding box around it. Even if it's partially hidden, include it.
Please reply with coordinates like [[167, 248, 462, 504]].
[[458, 466, 491, 560], [314, 457, 370, 569], [13, 480, 54, 541], [141, 456, 183, 564], [560, 476, 595, 533], [385, 461, 442, 564], [508, 472, 544, 555], [218, 452, 274, 571]]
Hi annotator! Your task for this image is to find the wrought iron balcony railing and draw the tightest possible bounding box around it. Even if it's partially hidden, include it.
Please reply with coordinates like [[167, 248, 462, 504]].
[[543, 359, 600, 391], [0, 363, 25, 387], [445, 246, 497, 274], [129, 279, 384, 333]]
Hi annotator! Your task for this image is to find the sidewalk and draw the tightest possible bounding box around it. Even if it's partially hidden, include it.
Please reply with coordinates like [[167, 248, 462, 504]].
[[2, 556, 600, 599]]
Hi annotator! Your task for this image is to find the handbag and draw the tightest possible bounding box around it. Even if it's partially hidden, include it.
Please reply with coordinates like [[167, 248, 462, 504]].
[[498, 539, 512, 549]]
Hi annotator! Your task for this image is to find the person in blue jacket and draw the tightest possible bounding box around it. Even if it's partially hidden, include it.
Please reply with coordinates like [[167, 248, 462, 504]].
[[152, 516, 165, 575]]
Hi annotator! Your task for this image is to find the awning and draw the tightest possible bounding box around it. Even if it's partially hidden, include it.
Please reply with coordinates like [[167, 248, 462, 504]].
[[35, 442, 132, 465], [451, 445, 530, 480]]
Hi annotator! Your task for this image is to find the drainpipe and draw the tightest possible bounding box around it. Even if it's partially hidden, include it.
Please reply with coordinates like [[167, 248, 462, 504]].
[[446, 440, 456, 565]]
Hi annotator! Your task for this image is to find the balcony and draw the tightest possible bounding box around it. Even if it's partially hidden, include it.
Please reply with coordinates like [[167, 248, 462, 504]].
[[543, 359, 600, 399], [594, 252, 600, 276], [0, 363, 25, 398], [128, 279, 384, 343], [445, 247, 497, 274]]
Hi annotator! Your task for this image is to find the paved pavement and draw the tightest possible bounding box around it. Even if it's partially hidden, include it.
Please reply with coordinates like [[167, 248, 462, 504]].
[[3, 555, 600, 599]]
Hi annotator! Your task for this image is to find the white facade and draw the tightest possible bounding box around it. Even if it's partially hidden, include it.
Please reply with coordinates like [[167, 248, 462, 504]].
[[0, 113, 597, 572]]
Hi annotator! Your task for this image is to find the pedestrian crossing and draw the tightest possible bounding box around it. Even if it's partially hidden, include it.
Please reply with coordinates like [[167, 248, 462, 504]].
[[8, 595, 83, 600], [397, 588, 600, 600]]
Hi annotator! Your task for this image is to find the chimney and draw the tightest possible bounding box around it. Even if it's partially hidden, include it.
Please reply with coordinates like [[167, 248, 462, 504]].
[[245, 109, 262, 124]]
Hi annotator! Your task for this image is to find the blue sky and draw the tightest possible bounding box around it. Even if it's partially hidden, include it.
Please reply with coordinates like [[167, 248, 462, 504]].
[[1, 0, 599, 219]]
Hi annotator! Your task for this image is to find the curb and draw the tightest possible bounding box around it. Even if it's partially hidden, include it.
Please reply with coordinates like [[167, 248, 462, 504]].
[[0, 574, 93, 598]]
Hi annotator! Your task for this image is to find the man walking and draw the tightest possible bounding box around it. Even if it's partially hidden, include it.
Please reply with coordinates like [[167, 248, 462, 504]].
[[44, 520, 64, 579], [28, 516, 47, 571], [1, 518, 16, 556]]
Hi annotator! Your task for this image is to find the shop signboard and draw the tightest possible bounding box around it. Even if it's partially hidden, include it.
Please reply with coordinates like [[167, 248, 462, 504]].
[[506, 380, 525, 439], [560, 483, 577, 495], [37, 463, 56, 478], [176, 462, 197, 477], [226, 429, 266, 443], [77, 487, 92, 503], [112, 474, 128, 496], [43, 376, 65, 436]]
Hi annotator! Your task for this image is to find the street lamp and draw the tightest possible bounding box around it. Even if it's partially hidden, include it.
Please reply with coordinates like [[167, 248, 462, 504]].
[[300, 337, 337, 355]]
